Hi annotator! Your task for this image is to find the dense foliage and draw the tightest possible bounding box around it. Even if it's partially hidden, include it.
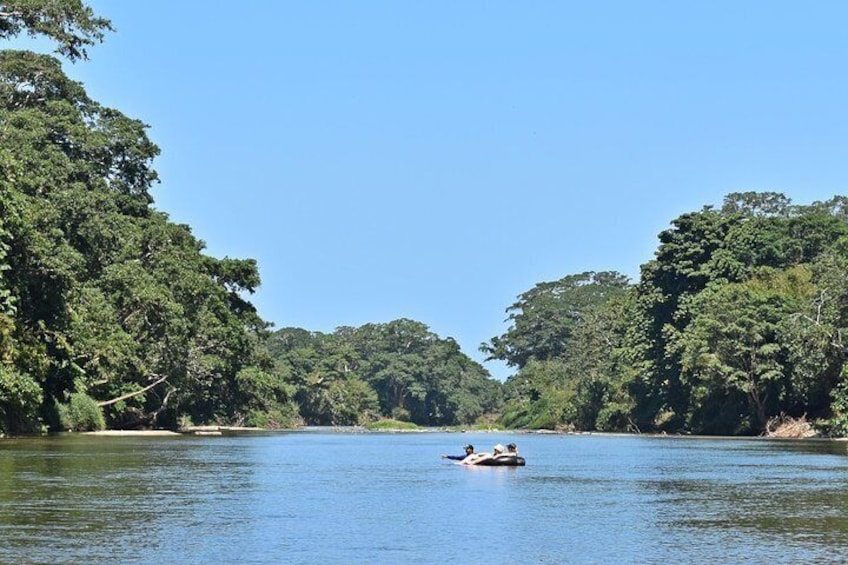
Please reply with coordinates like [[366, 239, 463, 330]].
[[487, 193, 848, 435], [483, 272, 633, 430], [0, 1, 292, 433], [267, 319, 502, 426]]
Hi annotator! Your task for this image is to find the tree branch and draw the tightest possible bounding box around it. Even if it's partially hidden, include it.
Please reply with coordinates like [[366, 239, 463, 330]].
[[97, 374, 169, 407], [150, 387, 177, 425]]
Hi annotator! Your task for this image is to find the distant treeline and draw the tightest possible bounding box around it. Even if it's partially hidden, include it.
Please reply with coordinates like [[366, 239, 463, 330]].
[[2, 2, 848, 436], [266, 321, 501, 427]]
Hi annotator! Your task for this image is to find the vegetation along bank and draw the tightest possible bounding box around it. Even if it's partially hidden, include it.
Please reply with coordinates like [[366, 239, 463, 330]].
[[2, 2, 848, 438]]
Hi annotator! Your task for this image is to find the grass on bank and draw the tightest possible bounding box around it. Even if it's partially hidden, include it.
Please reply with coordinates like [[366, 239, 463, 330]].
[[364, 419, 420, 431]]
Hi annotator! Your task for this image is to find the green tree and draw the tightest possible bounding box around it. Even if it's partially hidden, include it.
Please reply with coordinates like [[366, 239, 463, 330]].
[[500, 359, 573, 429], [0, 4, 276, 433], [679, 279, 795, 433], [268, 320, 500, 426], [628, 193, 848, 432], [0, 0, 111, 61], [483, 271, 630, 369], [489, 272, 632, 430]]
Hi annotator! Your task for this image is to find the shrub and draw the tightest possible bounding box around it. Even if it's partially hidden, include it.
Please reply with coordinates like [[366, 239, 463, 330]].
[[365, 419, 419, 430], [0, 368, 43, 435], [177, 414, 194, 430], [500, 407, 530, 429], [245, 403, 301, 429], [390, 407, 410, 422], [58, 393, 105, 432], [595, 402, 631, 432]]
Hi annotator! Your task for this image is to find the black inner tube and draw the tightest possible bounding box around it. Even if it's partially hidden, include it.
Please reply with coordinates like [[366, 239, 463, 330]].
[[476, 455, 526, 466]]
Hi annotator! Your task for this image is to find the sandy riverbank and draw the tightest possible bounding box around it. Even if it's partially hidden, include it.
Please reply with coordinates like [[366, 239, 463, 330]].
[[83, 430, 182, 436], [83, 426, 267, 437]]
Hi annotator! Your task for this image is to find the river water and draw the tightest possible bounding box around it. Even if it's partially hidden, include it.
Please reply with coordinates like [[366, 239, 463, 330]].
[[2, 431, 848, 564]]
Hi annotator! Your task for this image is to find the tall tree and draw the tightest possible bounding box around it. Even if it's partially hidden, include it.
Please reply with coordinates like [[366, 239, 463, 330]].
[[483, 271, 630, 369], [0, 4, 280, 433], [679, 279, 796, 433], [489, 272, 632, 430]]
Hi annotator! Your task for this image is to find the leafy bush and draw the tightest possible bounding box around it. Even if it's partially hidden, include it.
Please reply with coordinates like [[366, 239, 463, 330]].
[[465, 422, 502, 431], [828, 377, 848, 437], [526, 411, 561, 431], [595, 402, 631, 432], [469, 413, 501, 430], [0, 368, 43, 435], [500, 407, 530, 429], [177, 414, 194, 430], [58, 393, 105, 432], [365, 419, 419, 430], [245, 403, 301, 429], [390, 407, 410, 422]]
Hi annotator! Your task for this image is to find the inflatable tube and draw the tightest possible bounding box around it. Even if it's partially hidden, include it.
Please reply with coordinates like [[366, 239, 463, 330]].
[[476, 456, 525, 467]]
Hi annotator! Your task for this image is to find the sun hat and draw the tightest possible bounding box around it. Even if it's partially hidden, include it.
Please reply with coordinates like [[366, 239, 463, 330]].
[[493, 444, 505, 453]]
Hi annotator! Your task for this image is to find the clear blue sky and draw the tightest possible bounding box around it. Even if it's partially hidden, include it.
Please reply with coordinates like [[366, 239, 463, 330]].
[[31, 1, 848, 380]]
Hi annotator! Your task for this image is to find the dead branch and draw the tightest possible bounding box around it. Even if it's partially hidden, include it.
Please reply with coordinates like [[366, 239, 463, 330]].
[[96, 374, 169, 407], [764, 413, 818, 438], [149, 387, 177, 426]]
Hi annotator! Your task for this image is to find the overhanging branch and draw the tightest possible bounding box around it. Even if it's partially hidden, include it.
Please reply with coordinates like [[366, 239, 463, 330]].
[[97, 374, 169, 407]]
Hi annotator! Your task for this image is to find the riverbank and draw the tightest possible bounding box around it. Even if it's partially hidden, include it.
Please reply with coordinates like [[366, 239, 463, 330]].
[[84, 430, 181, 437], [86, 426, 267, 437], [5, 422, 844, 440]]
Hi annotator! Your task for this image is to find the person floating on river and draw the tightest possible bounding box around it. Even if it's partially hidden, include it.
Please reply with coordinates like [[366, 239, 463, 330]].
[[441, 444, 474, 461], [460, 443, 505, 465], [500, 443, 518, 458]]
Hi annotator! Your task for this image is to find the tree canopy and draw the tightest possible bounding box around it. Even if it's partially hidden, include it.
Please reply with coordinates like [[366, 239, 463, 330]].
[[0, 0, 111, 61], [267, 319, 502, 427], [0, 2, 292, 433], [488, 193, 848, 435]]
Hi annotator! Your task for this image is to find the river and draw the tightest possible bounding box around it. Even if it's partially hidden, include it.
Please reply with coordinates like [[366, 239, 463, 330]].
[[2, 431, 848, 564]]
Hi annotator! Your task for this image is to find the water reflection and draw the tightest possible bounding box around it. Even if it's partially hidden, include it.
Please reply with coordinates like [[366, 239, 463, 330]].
[[0, 434, 265, 564], [622, 436, 848, 562]]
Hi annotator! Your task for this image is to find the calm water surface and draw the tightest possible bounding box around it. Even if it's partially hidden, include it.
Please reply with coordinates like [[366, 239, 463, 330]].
[[2, 431, 848, 564]]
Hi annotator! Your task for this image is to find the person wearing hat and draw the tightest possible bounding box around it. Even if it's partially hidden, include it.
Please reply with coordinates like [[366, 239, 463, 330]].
[[441, 444, 475, 461], [461, 443, 505, 465], [502, 443, 518, 457]]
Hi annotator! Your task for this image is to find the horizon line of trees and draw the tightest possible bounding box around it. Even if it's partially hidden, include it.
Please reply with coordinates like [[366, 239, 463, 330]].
[[267, 319, 501, 427]]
